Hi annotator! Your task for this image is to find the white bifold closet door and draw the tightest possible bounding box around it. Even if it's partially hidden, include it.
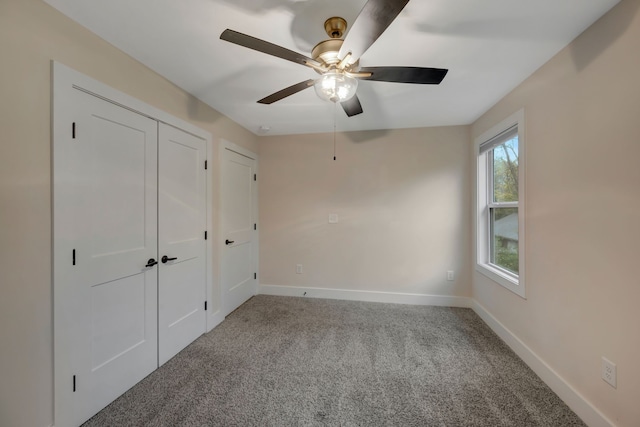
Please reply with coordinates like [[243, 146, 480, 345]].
[[158, 123, 206, 366], [54, 89, 206, 427]]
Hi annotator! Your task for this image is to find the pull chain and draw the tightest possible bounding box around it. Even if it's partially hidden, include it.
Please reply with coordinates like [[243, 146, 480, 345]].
[[333, 102, 337, 161]]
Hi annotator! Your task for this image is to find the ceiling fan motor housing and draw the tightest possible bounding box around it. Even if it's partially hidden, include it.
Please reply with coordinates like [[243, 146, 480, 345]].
[[311, 17, 359, 73], [311, 39, 359, 73]]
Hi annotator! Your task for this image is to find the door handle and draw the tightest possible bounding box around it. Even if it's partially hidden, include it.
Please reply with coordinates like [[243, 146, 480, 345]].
[[161, 255, 177, 263], [145, 258, 158, 267], [225, 239, 234, 245]]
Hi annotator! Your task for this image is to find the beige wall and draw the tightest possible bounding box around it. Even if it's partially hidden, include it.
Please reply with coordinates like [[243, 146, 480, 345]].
[[0, 1, 257, 426], [259, 127, 471, 297], [471, 0, 640, 425]]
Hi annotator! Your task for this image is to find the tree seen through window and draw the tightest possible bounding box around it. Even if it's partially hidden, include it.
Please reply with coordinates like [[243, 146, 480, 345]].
[[490, 137, 519, 274]]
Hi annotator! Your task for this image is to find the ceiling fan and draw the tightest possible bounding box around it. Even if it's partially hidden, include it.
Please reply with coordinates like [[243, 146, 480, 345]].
[[220, 0, 448, 118]]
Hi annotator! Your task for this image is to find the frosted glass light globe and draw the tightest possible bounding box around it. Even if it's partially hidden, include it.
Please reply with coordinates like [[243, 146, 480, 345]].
[[314, 72, 358, 103]]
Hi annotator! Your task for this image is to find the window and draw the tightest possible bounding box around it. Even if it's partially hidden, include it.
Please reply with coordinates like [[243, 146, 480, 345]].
[[476, 110, 525, 297]]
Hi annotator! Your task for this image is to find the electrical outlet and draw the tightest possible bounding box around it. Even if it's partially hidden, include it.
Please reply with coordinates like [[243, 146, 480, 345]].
[[296, 264, 303, 274], [328, 213, 338, 224], [602, 357, 617, 388], [447, 270, 454, 281]]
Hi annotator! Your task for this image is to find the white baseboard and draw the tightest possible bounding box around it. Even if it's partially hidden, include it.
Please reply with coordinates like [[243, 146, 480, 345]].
[[472, 301, 615, 427], [259, 284, 473, 308]]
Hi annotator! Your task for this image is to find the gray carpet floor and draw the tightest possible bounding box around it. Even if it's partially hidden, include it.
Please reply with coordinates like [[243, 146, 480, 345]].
[[83, 295, 586, 426]]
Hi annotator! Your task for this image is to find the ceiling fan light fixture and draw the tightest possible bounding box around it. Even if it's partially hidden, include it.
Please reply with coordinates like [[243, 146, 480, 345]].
[[220, 1, 448, 118], [314, 71, 358, 103]]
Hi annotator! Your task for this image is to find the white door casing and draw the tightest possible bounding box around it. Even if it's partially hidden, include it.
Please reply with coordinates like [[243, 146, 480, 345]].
[[221, 142, 258, 316], [158, 123, 207, 366], [54, 88, 159, 427]]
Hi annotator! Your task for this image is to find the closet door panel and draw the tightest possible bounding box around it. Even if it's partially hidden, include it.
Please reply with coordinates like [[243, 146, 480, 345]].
[[54, 89, 159, 427], [158, 123, 207, 366]]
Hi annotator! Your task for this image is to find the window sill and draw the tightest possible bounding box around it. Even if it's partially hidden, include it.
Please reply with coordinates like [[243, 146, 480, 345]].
[[476, 263, 526, 299]]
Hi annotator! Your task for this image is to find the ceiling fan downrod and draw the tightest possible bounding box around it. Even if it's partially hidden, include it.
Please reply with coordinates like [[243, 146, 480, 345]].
[[324, 17, 347, 39]]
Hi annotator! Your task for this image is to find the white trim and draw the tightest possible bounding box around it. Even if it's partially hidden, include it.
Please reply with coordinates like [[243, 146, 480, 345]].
[[53, 62, 208, 139], [259, 284, 473, 308], [475, 109, 524, 150], [205, 136, 217, 332], [221, 138, 257, 161], [207, 311, 225, 332], [475, 108, 526, 298], [479, 125, 518, 154], [472, 301, 615, 427]]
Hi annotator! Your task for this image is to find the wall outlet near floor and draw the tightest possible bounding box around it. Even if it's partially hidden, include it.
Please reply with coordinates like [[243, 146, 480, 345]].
[[296, 264, 303, 274], [602, 357, 617, 388], [447, 270, 454, 281], [328, 213, 338, 224]]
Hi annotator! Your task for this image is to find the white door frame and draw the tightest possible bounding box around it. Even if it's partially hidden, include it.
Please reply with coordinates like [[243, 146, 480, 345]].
[[52, 62, 216, 425], [219, 139, 259, 316]]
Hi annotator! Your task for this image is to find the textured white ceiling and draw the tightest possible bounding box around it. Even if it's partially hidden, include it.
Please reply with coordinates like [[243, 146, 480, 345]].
[[44, 0, 619, 135]]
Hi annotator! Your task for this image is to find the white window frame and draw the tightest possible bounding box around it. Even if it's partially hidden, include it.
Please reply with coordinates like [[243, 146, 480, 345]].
[[475, 109, 526, 298]]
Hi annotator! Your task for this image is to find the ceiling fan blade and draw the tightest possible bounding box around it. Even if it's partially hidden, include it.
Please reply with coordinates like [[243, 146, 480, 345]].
[[338, 0, 410, 63], [257, 79, 315, 104], [221, 29, 321, 68], [341, 95, 364, 117], [359, 66, 448, 84]]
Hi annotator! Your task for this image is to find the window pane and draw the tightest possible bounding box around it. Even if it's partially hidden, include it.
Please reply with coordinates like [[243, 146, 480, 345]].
[[490, 207, 518, 274], [492, 137, 519, 203]]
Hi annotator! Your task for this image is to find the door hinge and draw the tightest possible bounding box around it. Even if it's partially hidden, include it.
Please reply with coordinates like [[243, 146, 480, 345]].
[[73, 375, 76, 392], [72, 122, 76, 139], [204, 160, 208, 170], [254, 173, 256, 181], [254, 223, 257, 231], [204, 231, 207, 240], [72, 249, 76, 266], [204, 301, 208, 311], [254, 272, 257, 280]]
